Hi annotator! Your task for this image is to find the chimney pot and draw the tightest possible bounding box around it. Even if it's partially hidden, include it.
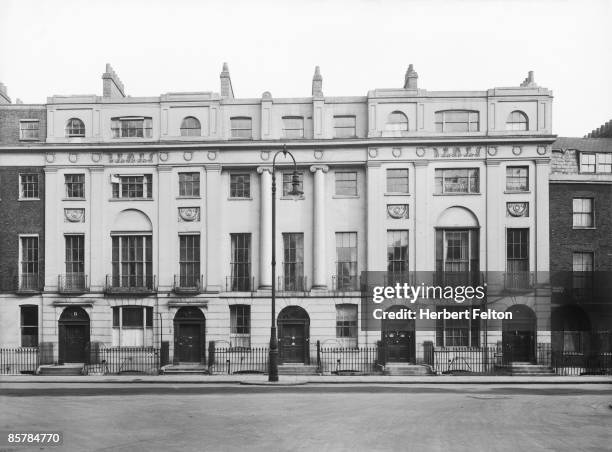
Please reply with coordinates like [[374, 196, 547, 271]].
[[404, 64, 418, 89], [312, 66, 323, 97], [220, 62, 234, 99]]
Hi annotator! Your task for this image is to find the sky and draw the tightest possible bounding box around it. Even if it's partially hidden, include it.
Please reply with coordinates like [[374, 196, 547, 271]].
[[0, 0, 610, 137]]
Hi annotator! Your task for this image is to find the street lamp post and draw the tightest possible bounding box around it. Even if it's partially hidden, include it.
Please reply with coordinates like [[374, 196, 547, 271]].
[[269, 145, 302, 382]]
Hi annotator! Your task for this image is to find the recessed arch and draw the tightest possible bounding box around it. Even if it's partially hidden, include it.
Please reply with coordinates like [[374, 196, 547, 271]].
[[277, 306, 310, 364], [385, 111, 408, 131], [381, 305, 416, 363], [180, 116, 201, 136], [436, 206, 480, 228], [112, 209, 152, 232]]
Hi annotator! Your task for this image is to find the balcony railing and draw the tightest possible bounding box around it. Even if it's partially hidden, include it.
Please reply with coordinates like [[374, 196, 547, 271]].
[[225, 275, 254, 292], [384, 272, 414, 287], [277, 275, 308, 293], [104, 275, 156, 295], [173, 274, 203, 294], [16, 274, 43, 294], [332, 274, 361, 292], [58, 273, 89, 294], [503, 271, 535, 291], [434, 271, 482, 288]]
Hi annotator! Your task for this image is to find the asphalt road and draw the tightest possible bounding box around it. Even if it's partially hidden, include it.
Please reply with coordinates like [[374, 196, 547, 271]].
[[1, 384, 611, 452]]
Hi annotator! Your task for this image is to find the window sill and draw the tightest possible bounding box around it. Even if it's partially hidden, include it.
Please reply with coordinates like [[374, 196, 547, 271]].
[[280, 196, 305, 201], [384, 192, 411, 197], [18, 198, 41, 201], [332, 195, 359, 199], [228, 197, 253, 201], [433, 193, 481, 196], [176, 196, 201, 200], [19, 138, 40, 142], [504, 190, 531, 194], [62, 197, 86, 202], [108, 198, 154, 202], [572, 227, 596, 230]]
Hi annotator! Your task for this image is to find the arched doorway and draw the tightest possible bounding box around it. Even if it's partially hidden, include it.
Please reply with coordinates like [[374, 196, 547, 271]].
[[277, 306, 310, 364], [503, 304, 536, 362], [173, 307, 206, 363], [381, 305, 416, 363], [58, 307, 90, 364]]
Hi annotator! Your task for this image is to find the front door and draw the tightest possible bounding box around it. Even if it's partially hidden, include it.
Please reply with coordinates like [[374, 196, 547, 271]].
[[62, 324, 89, 363], [382, 329, 415, 363], [503, 330, 534, 362], [176, 323, 202, 363], [279, 323, 305, 363]]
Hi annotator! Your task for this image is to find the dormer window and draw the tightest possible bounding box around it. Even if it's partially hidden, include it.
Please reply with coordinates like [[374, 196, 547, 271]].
[[435, 110, 479, 133], [505, 111, 528, 131], [385, 111, 408, 131], [180, 117, 201, 136], [66, 118, 85, 137], [111, 117, 152, 138]]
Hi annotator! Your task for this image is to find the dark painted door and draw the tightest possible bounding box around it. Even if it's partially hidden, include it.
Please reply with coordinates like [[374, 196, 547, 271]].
[[176, 324, 202, 362], [503, 330, 534, 362], [279, 323, 305, 363], [382, 329, 415, 363], [63, 324, 89, 363]]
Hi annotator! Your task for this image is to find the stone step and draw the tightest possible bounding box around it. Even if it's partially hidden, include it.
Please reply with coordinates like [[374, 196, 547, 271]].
[[278, 364, 319, 375], [161, 364, 210, 375], [510, 364, 555, 375], [38, 364, 84, 376], [384, 364, 434, 376]]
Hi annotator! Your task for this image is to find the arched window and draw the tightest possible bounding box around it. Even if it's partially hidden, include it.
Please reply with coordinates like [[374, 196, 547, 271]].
[[506, 111, 528, 131], [66, 118, 85, 137], [385, 111, 408, 131], [180, 116, 201, 136]]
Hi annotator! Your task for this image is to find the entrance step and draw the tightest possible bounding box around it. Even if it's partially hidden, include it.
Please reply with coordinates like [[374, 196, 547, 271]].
[[509, 363, 555, 376], [161, 363, 210, 375], [278, 364, 319, 375], [38, 363, 84, 376], [383, 363, 434, 376]]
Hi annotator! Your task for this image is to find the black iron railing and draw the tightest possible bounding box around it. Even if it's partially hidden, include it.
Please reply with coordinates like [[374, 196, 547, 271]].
[[332, 274, 361, 292], [209, 346, 268, 374], [0, 347, 39, 374], [85, 346, 160, 375], [277, 275, 308, 292], [317, 344, 379, 374], [225, 275, 254, 292], [104, 275, 156, 295], [503, 271, 535, 291], [58, 273, 89, 293], [16, 274, 43, 293], [173, 274, 203, 294]]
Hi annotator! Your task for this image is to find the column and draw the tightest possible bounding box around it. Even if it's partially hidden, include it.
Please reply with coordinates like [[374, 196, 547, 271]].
[[365, 161, 385, 272], [310, 165, 328, 289], [89, 167, 105, 291], [44, 168, 60, 290], [157, 166, 173, 291], [413, 161, 430, 271], [257, 166, 272, 289], [205, 164, 222, 292]]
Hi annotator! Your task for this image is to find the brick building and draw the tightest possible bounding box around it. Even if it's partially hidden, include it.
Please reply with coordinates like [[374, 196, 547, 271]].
[[0, 64, 558, 374], [549, 137, 612, 358]]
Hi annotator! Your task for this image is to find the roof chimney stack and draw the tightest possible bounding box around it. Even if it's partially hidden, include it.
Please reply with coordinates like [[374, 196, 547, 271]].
[[312, 66, 323, 97], [102, 63, 126, 98], [404, 64, 418, 89], [0, 82, 11, 103], [520, 70, 537, 88], [220, 63, 234, 99]]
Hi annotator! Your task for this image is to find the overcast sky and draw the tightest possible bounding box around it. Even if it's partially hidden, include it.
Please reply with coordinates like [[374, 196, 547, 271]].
[[1, 0, 610, 136]]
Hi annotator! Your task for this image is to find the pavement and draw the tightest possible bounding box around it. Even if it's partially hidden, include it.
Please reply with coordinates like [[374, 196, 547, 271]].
[[1, 374, 611, 385]]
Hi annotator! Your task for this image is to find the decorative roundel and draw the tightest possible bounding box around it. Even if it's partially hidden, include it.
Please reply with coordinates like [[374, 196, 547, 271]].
[[159, 152, 169, 162], [537, 146, 547, 156], [207, 151, 217, 161], [45, 152, 55, 163], [91, 152, 101, 163], [314, 150, 323, 160], [260, 151, 270, 161], [416, 147, 426, 158], [368, 148, 378, 158], [68, 152, 78, 163], [512, 146, 522, 156], [487, 146, 498, 156], [392, 148, 402, 158], [183, 151, 193, 161]]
